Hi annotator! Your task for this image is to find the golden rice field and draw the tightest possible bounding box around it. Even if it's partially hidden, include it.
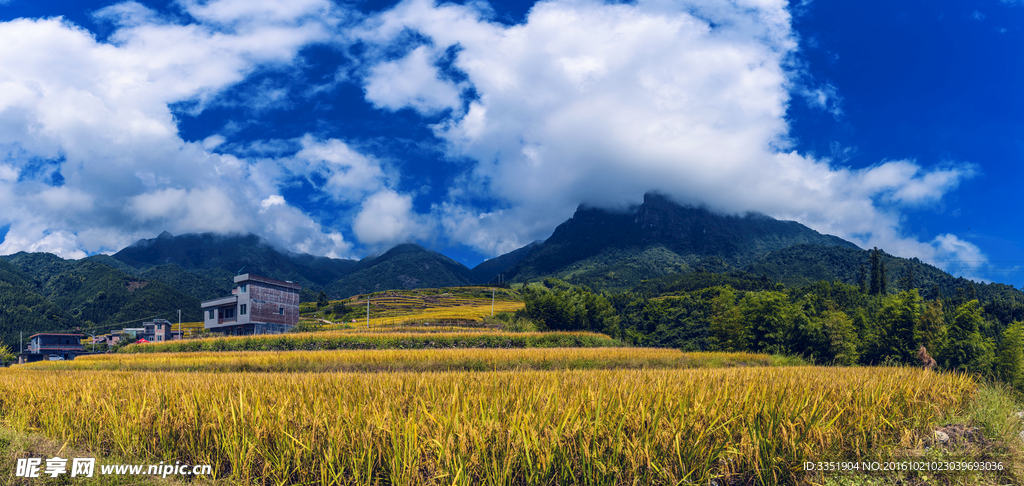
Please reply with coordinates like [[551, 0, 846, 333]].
[[322, 302, 525, 330], [0, 366, 975, 485], [20, 348, 787, 373], [304, 287, 524, 329], [321, 304, 528, 331], [118, 330, 619, 353]]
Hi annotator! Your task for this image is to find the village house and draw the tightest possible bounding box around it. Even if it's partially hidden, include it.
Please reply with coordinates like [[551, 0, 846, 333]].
[[201, 274, 300, 335], [18, 333, 86, 363], [139, 319, 183, 343]]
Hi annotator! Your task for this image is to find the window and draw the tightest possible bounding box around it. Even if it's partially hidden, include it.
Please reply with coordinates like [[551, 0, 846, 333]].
[[279, 307, 284, 315], [224, 308, 235, 319], [208, 310, 215, 319], [240, 304, 247, 315], [240, 284, 247, 292]]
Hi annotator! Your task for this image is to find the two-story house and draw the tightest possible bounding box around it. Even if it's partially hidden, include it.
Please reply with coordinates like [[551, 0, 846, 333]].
[[201, 274, 300, 335], [139, 319, 183, 343], [18, 333, 86, 363]]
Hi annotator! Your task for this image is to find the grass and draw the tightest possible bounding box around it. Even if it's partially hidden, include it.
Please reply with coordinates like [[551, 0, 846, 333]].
[[0, 366, 987, 485], [115, 330, 621, 353], [19, 349, 794, 373], [811, 378, 1024, 486]]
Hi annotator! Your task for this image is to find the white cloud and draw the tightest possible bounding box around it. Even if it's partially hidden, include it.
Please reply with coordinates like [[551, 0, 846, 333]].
[[355, 0, 982, 267], [259, 195, 286, 213], [363, 45, 464, 115], [292, 136, 390, 202], [352, 189, 429, 246], [0, 0, 354, 258], [0, 0, 988, 273]]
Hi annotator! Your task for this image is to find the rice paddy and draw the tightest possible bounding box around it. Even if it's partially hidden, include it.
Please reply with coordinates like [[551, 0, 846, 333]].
[[116, 330, 620, 353], [20, 348, 790, 373], [302, 287, 524, 329], [321, 301, 525, 330], [0, 366, 977, 485]]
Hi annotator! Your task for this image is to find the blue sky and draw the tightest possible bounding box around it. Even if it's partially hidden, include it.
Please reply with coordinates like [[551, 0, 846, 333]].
[[0, 0, 1021, 287]]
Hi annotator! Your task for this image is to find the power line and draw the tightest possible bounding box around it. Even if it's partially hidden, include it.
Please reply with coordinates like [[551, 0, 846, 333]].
[[49, 313, 173, 335]]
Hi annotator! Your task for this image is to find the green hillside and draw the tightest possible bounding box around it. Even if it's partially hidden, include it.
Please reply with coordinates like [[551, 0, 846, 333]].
[[327, 244, 476, 298], [501, 193, 860, 290]]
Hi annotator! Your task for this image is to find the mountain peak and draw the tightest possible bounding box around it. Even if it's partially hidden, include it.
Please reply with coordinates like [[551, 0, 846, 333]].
[[500, 194, 860, 289]]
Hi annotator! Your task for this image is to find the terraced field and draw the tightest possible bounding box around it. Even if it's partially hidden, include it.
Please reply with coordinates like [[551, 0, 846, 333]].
[[302, 287, 524, 330]]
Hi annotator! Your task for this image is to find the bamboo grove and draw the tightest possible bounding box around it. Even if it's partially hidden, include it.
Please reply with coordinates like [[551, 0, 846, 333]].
[[517, 273, 1024, 388]]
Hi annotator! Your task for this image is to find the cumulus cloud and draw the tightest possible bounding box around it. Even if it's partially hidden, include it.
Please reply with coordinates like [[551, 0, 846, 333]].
[[352, 189, 429, 247], [0, 0, 355, 257], [0, 0, 988, 274], [353, 0, 983, 269], [363, 45, 464, 115], [291, 136, 391, 202]]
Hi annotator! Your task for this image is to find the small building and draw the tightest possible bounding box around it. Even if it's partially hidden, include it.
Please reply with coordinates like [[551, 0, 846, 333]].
[[18, 333, 86, 363], [201, 274, 300, 335], [139, 319, 183, 343]]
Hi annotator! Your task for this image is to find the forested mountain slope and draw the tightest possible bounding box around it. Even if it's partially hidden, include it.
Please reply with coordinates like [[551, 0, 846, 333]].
[[502, 193, 861, 290]]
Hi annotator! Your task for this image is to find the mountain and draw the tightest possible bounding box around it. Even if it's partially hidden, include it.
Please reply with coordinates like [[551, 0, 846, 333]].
[[0, 258, 79, 350], [500, 193, 861, 290], [113, 233, 480, 300], [327, 244, 476, 297], [470, 241, 540, 284], [112, 232, 358, 300], [0, 252, 205, 350], [745, 244, 1021, 304], [3, 191, 1019, 351]]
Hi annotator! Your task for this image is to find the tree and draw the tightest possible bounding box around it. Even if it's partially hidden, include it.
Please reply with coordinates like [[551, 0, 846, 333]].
[[869, 249, 881, 295], [898, 265, 915, 292], [918, 299, 945, 354], [740, 291, 793, 354], [874, 290, 922, 364], [943, 300, 994, 374], [858, 263, 868, 294], [709, 286, 745, 351], [995, 321, 1024, 391], [818, 309, 859, 365], [879, 259, 887, 295], [317, 291, 329, 309], [0, 344, 15, 366]]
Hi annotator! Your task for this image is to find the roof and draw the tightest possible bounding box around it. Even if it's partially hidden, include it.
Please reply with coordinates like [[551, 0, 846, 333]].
[[28, 333, 85, 339], [201, 295, 238, 307], [233, 273, 301, 290]]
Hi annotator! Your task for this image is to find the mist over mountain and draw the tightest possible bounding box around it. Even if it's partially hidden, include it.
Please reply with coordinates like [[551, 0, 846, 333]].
[[500, 193, 861, 290]]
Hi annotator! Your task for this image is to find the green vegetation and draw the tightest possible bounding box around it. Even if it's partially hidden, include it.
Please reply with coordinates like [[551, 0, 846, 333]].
[[517, 273, 1024, 395], [325, 244, 476, 298]]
